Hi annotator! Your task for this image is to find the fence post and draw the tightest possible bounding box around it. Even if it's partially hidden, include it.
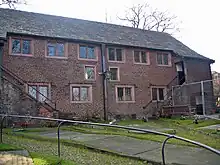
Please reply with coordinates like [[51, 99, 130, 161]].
[[171, 86, 174, 106], [0, 115, 6, 143], [201, 81, 206, 115], [57, 121, 65, 158]]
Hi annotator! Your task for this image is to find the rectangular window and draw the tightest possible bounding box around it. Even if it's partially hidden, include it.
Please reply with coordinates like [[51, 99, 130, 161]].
[[157, 53, 171, 66], [85, 66, 95, 80], [151, 87, 165, 101], [47, 42, 65, 57], [79, 45, 96, 60], [28, 84, 50, 102], [109, 67, 119, 81], [71, 85, 92, 103], [116, 86, 135, 102], [11, 38, 32, 55], [108, 48, 124, 62], [133, 50, 149, 64]]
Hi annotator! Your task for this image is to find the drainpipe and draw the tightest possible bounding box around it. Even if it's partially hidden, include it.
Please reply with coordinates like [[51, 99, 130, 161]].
[[0, 40, 4, 88], [101, 44, 108, 121]]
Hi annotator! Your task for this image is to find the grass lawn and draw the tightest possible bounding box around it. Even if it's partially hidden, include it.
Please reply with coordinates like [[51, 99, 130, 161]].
[[0, 143, 21, 151], [31, 152, 76, 165], [61, 118, 220, 149], [3, 134, 147, 165]]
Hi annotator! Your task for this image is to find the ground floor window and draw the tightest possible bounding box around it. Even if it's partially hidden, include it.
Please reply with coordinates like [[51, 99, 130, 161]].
[[27, 83, 50, 102], [70, 84, 92, 103], [115, 85, 135, 103], [151, 87, 166, 101]]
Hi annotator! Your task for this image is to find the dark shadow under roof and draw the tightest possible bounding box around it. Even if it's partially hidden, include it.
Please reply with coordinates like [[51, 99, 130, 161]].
[[0, 8, 213, 61]]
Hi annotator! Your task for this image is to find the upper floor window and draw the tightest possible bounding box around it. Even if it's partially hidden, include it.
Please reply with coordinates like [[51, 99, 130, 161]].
[[115, 86, 135, 103], [79, 45, 96, 60], [84, 65, 96, 80], [11, 38, 32, 55], [109, 67, 120, 81], [47, 42, 65, 57], [134, 50, 149, 64], [70, 84, 92, 103], [108, 48, 124, 62], [156, 53, 171, 66], [151, 87, 166, 101], [28, 83, 50, 102]]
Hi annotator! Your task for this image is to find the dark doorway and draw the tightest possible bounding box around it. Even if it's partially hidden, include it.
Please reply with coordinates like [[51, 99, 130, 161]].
[[175, 61, 185, 85]]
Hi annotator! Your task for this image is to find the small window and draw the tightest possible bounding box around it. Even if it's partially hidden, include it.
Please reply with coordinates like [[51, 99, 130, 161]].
[[28, 84, 50, 102], [151, 87, 165, 101], [133, 50, 148, 64], [109, 67, 119, 81], [71, 85, 92, 103], [157, 53, 170, 66], [108, 48, 124, 62], [11, 38, 32, 55], [47, 43, 65, 57], [116, 86, 135, 102], [79, 45, 96, 60], [85, 66, 95, 80]]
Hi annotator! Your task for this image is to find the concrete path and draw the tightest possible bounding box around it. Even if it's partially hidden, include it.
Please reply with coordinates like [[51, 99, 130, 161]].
[[200, 124, 220, 130], [40, 131, 220, 165], [0, 150, 34, 165]]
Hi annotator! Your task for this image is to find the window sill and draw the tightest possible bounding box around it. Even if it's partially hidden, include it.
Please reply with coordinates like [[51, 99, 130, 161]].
[[109, 80, 120, 82], [108, 60, 125, 63], [133, 62, 150, 65], [157, 64, 172, 67], [78, 58, 98, 61], [152, 100, 164, 103], [116, 100, 135, 103], [85, 79, 96, 81], [10, 54, 33, 57], [46, 56, 68, 59], [70, 101, 92, 104]]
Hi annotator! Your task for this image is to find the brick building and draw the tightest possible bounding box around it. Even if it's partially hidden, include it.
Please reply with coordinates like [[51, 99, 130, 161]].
[[0, 8, 214, 120]]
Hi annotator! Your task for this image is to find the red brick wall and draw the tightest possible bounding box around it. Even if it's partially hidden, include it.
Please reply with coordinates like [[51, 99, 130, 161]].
[[106, 48, 177, 117], [3, 36, 104, 119], [2, 35, 213, 119]]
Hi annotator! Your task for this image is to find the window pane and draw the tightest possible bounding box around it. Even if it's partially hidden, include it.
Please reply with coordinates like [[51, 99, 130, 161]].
[[157, 53, 163, 65], [88, 47, 95, 59], [80, 87, 89, 101], [108, 48, 115, 61], [22, 40, 31, 54], [116, 49, 122, 61], [163, 54, 169, 65], [152, 88, 157, 101], [159, 88, 164, 101], [72, 87, 80, 101], [12, 39, 21, 54], [141, 51, 147, 63], [110, 68, 118, 80], [57, 43, 64, 56], [80, 46, 87, 58], [28, 86, 37, 99], [134, 51, 140, 63], [125, 87, 132, 101], [117, 87, 124, 101], [48, 45, 56, 56], [85, 66, 95, 80], [38, 86, 48, 102]]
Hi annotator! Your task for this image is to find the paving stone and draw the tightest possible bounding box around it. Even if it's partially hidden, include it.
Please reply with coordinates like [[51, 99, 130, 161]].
[[0, 150, 34, 165]]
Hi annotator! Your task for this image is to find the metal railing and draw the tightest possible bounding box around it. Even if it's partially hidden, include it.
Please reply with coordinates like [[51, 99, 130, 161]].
[[0, 65, 58, 112], [0, 114, 219, 165]]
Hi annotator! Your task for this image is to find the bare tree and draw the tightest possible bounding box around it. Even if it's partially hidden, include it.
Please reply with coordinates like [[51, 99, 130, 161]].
[[0, 0, 26, 8], [118, 3, 180, 34]]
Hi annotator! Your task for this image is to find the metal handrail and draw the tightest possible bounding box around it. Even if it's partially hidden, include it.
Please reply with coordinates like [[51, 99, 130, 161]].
[[1, 65, 56, 106], [0, 114, 219, 165]]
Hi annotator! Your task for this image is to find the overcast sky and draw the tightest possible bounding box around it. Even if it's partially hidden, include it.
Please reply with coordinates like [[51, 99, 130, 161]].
[[6, 0, 220, 71]]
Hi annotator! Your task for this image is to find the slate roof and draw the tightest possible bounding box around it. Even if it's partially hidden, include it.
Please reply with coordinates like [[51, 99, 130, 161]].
[[0, 8, 213, 61]]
